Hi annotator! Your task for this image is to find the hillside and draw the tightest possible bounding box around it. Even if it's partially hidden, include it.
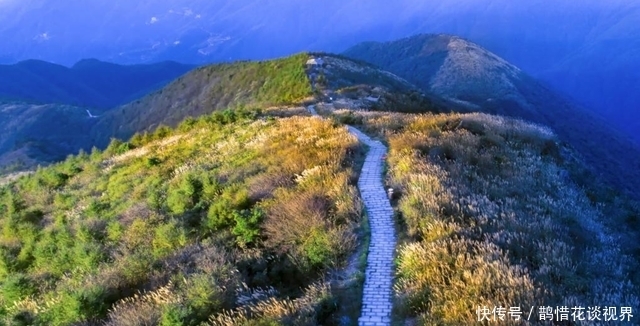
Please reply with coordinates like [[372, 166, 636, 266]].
[[0, 59, 194, 108], [90, 53, 439, 148], [323, 109, 640, 324], [1, 104, 638, 324], [0, 110, 366, 325], [0, 53, 433, 170], [90, 54, 314, 147], [344, 34, 640, 198]]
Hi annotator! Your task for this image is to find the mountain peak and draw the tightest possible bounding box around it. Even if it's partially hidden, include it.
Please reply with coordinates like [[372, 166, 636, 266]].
[[345, 33, 526, 113]]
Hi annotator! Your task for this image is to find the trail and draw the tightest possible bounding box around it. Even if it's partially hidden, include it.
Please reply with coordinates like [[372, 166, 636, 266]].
[[308, 105, 396, 325]]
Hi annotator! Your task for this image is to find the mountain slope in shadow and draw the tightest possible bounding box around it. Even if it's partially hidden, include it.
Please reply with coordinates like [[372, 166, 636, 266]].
[[0, 102, 106, 171], [0, 59, 195, 108]]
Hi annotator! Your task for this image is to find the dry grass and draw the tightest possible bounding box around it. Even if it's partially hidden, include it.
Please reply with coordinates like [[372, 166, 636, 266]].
[[340, 110, 640, 324], [208, 282, 332, 326]]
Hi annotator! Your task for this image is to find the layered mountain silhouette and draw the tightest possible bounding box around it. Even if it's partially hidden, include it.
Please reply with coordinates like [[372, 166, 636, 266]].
[[344, 34, 640, 195], [1, 0, 637, 146], [0, 59, 194, 108]]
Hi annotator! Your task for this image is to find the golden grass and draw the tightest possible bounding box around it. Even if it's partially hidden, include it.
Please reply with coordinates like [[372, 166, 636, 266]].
[[335, 110, 640, 324]]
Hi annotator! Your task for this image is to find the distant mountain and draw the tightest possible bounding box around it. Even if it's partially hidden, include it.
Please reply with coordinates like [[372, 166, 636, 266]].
[[344, 34, 640, 196], [0, 59, 195, 108], [0, 102, 105, 170], [1, 1, 637, 145]]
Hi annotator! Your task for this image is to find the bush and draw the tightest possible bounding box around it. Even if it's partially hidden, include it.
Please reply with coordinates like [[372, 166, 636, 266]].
[[231, 208, 263, 246], [183, 273, 230, 319], [167, 173, 202, 215], [160, 304, 192, 326], [205, 185, 251, 231], [153, 221, 187, 258], [206, 200, 236, 231], [302, 228, 333, 269], [153, 125, 173, 140], [1, 273, 37, 304], [333, 111, 362, 125], [105, 138, 133, 156]]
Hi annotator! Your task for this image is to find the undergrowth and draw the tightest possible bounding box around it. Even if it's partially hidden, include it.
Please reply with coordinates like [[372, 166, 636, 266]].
[[0, 111, 364, 325]]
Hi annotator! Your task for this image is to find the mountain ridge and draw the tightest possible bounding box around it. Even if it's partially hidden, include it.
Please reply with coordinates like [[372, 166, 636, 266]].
[[0, 52, 433, 168], [344, 33, 640, 197]]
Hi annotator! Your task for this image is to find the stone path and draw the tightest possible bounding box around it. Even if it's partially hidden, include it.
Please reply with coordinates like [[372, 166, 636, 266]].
[[308, 106, 396, 326]]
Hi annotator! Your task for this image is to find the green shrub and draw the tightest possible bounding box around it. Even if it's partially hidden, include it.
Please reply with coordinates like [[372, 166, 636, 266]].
[[105, 138, 133, 156], [184, 273, 229, 319], [1, 273, 37, 304], [167, 173, 202, 215], [205, 200, 235, 231], [117, 142, 133, 155], [153, 221, 187, 258], [146, 156, 162, 167], [39, 291, 83, 325], [205, 185, 251, 231], [232, 208, 263, 246], [106, 220, 124, 243], [160, 304, 192, 326], [53, 192, 76, 210], [153, 125, 173, 140], [302, 228, 333, 269], [37, 170, 69, 190]]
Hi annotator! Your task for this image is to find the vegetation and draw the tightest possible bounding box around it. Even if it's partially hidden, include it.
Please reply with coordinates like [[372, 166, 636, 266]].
[[93, 54, 314, 146], [0, 110, 365, 325], [329, 110, 640, 324], [0, 54, 315, 172]]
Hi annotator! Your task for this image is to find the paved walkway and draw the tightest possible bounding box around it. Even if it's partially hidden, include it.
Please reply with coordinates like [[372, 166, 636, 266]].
[[308, 106, 396, 326]]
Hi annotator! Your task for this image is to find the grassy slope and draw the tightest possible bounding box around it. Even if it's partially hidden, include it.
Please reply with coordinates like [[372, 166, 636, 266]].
[[0, 110, 365, 325], [2, 46, 638, 326], [330, 110, 640, 324], [92, 54, 313, 147]]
